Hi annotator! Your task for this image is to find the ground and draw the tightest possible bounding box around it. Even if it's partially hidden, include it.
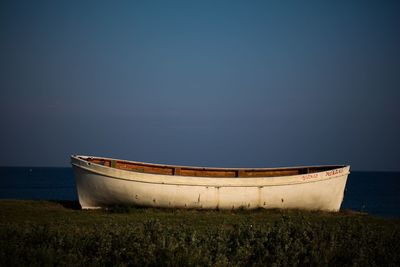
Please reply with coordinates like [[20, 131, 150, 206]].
[[0, 200, 399, 266]]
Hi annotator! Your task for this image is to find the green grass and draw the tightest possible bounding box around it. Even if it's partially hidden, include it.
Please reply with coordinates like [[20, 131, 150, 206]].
[[0, 200, 399, 266]]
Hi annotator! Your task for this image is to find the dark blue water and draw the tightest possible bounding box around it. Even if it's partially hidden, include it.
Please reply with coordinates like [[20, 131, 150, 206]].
[[0, 167, 76, 201], [341, 171, 400, 218], [0, 167, 399, 218]]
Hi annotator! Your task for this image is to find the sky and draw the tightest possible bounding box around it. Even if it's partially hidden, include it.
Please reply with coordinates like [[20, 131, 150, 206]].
[[0, 0, 399, 171]]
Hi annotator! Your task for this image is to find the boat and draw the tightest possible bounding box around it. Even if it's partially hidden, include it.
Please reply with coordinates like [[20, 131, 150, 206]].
[[71, 155, 350, 211]]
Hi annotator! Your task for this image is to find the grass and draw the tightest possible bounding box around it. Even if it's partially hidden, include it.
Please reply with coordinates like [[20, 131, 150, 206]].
[[0, 200, 399, 266]]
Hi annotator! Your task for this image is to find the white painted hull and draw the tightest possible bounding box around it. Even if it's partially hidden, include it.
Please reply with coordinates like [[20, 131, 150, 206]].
[[71, 156, 349, 211]]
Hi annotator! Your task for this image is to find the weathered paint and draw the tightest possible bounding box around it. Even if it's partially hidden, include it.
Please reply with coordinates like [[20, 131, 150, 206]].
[[71, 155, 349, 211]]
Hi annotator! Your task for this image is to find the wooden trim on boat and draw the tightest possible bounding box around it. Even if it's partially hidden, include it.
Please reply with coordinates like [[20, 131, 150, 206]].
[[81, 156, 343, 178]]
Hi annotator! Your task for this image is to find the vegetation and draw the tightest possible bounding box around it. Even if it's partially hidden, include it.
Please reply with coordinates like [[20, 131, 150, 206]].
[[0, 200, 399, 266]]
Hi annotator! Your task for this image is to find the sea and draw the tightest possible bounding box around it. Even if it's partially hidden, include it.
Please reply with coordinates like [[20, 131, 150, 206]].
[[0, 167, 399, 218]]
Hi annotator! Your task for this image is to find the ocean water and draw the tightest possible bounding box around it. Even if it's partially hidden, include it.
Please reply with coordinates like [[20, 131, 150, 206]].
[[0, 167, 399, 218], [0, 167, 76, 201]]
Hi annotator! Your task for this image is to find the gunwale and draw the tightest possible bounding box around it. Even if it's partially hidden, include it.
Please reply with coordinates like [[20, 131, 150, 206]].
[[77, 155, 345, 178]]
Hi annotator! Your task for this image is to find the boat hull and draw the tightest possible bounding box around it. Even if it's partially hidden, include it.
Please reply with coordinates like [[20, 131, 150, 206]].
[[72, 156, 349, 211]]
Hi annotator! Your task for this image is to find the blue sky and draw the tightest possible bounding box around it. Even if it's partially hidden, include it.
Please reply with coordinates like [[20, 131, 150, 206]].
[[0, 0, 399, 170]]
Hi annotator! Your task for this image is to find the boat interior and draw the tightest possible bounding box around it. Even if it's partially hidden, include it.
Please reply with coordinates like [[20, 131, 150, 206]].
[[81, 156, 342, 178]]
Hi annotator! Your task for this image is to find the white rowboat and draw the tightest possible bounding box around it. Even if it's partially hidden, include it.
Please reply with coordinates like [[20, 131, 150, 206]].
[[71, 155, 349, 211]]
